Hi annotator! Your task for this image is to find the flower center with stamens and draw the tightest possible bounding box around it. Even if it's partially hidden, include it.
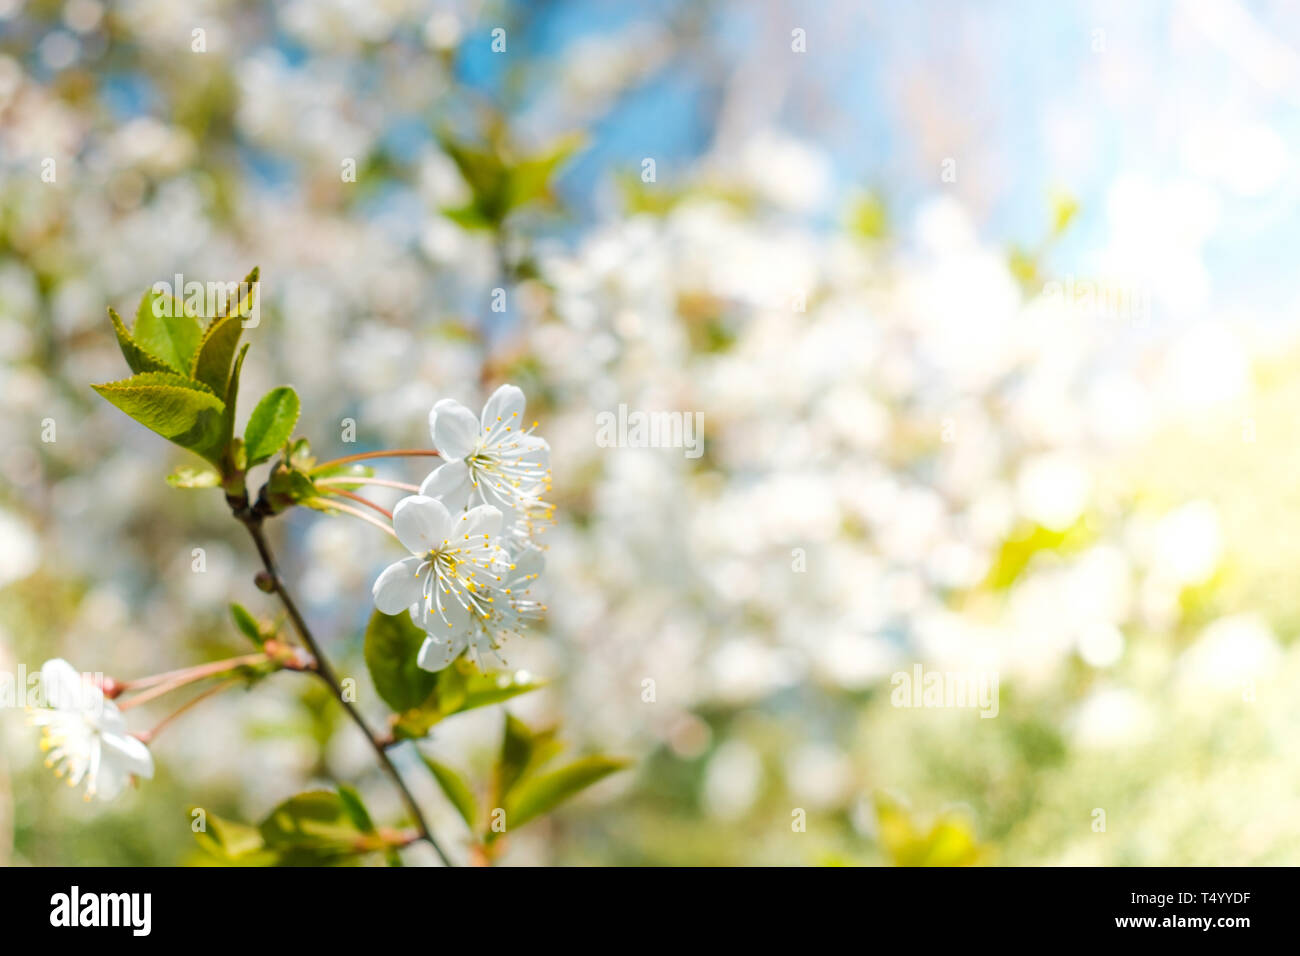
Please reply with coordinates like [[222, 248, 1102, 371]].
[[411, 532, 506, 633], [462, 435, 552, 519]]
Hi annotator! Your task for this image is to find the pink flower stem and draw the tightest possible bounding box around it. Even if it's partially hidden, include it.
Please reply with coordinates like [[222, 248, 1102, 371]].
[[320, 488, 394, 520], [116, 653, 268, 694], [315, 476, 420, 492], [310, 449, 440, 474], [134, 679, 240, 744], [310, 497, 398, 536]]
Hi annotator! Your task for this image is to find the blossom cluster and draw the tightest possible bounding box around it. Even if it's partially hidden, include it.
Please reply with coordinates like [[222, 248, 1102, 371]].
[[372, 384, 551, 672]]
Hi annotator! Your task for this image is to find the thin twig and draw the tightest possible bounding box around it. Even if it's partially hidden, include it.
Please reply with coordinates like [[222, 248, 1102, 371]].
[[231, 500, 453, 867]]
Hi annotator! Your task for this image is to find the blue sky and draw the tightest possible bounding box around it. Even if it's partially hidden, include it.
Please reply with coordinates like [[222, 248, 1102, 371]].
[[463, 0, 1300, 327]]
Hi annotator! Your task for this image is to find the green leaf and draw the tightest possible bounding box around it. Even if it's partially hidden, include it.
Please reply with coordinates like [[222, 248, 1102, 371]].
[[440, 138, 508, 221], [107, 308, 172, 375], [92, 372, 226, 463], [193, 810, 271, 863], [522, 727, 564, 779], [390, 705, 442, 741], [1007, 244, 1038, 289], [244, 386, 300, 465], [1050, 189, 1079, 237], [265, 464, 319, 513], [223, 265, 260, 321], [874, 793, 983, 867], [503, 756, 629, 832], [190, 268, 258, 394], [287, 437, 314, 470], [984, 520, 1091, 591], [230, 603, 263, 646], [390, 663, 543, 740], [506, 132, 583, 211], [441, 202, 494, 231], [336, 785, 376, 833], [497, 713, 535, 803], [363, 609, 438, 713], [133, 288, 201, 373], [166, 465, 220, 489], [848, 191, 888, 241], [459, 669, 545, 713], [221, 343, 250, 459], [433, 661, 468, 714], [121, 369, 215, 396], [418, 753, 476, 828], [259, 790, 363, 851], [438, 132, 580, 228], [191, 311, 244, 395]]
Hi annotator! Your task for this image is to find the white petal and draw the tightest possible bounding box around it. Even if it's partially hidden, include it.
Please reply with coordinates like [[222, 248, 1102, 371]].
[[495, 433, 549, 466], [91, 753, 127, 801], [96, 700, 128, 736], [458, 503, 503, 540], [422, 585, 472, 632], [471, 631, 507, 668], [520, 435, 550, 469], [430, 399, 480, 460], [372, 556, 426, 614], [102, 732, 154, 779], [40, 659, 98, 714], [517, 437, 550, 478], [392, 495, 452, 554], [479, 481, 515, 516], [419, 460, 472, 512], [509, 549, 545, 583], [481, 384, 526, 433], [80, 734, 100, 788], [416, 633, 466, 673]]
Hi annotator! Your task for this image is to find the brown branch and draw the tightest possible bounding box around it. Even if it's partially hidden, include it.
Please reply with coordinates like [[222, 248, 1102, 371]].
[[228, 491, 454, 867]]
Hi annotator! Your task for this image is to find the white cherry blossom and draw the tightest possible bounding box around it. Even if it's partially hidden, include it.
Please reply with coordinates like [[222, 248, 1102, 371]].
[[371, 494, 541, 671], [27, 659, 154, 802], [420, 384, 553, 528], [412, 547, 546, 671]]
